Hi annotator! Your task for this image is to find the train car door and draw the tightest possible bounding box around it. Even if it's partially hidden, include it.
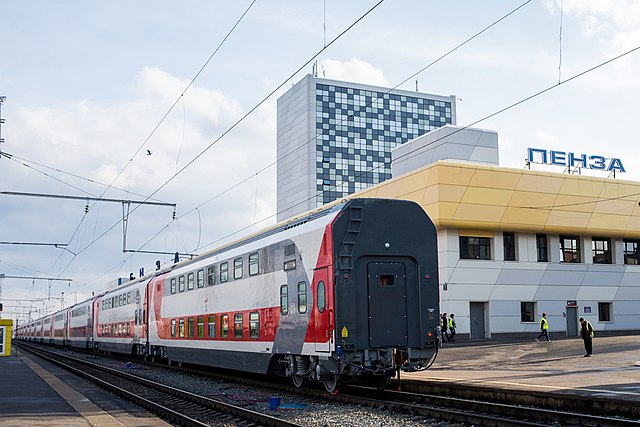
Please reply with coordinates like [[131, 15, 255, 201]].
[[367, 262, 408, 348], [314, 267, 330, 352]]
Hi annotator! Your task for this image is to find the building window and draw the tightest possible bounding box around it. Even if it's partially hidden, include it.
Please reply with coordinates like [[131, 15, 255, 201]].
[[234, 258, 243, 280], [207, 265, 216, 285], [187, 272, 195, 290], [249, 312, 259, 339], [503, 232, 516, 261], [560, 236, 580, 263], [298, 281, 307, 314], [520, 302, 535, 323], [598, 302, 612, 322], [220, 314, 229, 338], [197, 316, 204, 338], [207, 315, 216, 338], [234, 313, 243, 338], [280, 285, 288, 315], [197, 269, 205, 288], [623, 239, 640, 265], [459, 237, 491, 260], [220, 262, 229, 283], [592, 238, 612, 264], [178, 275, 185, 292], [249, 252, 259, 276], [536, 234, 549, 262]]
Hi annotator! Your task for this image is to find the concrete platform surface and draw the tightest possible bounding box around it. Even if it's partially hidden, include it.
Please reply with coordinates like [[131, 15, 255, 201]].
[[403, 334, 640, 404], [0, 348, 171, 427]]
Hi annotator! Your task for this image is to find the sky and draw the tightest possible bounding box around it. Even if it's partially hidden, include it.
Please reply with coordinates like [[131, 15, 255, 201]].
[[1, 0, 639, 323]]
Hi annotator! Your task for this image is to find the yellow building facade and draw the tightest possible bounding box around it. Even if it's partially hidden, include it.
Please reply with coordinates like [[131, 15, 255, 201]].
[[353, 160, 640, 338]]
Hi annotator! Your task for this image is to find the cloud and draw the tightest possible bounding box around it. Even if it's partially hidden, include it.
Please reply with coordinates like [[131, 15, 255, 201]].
[[319, 58, 388, 86]]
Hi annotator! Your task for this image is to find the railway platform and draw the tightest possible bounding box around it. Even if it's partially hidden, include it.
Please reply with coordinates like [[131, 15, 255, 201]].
[[0, 347, 170, 427], [402, 333, 640, 417]]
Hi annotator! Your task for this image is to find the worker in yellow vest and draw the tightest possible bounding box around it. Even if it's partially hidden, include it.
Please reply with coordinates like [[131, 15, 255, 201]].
[[535, 312, 551, 342], [579, 317, 594, 357]]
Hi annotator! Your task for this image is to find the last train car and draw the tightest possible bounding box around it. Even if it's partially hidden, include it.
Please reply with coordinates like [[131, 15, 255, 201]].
[[143, 198, 439, 392]]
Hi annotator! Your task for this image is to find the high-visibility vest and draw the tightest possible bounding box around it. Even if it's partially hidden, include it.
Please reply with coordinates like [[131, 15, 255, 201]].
[[448, 318, 454, 329], [585, 320, 594, 338], [540, 317, 548, 330]]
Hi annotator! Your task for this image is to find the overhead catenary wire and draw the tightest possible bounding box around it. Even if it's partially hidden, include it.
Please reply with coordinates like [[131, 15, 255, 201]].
[[48, 1, 388, 278]]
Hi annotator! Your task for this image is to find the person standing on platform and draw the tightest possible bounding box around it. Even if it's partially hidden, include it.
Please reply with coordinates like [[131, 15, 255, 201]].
[[535, 312, 551, 342], [441, 313, 450, 343], [448, 313, 457, 342], [579, 317, 594, 357]]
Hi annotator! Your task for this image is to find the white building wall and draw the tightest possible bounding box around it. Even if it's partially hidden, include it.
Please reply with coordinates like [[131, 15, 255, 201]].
[[437, 230, 640, 337]]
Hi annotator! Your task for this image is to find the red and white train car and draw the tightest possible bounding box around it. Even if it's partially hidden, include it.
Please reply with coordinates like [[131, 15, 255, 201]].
[[93, 279, 149, 355], [67, 299, 94, 349], [16, 198, 440, 392], [51, 310, 67, 347]]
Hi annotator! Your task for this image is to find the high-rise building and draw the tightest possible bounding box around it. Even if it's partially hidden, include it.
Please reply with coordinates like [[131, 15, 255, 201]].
[[276, 74, 457, 220]]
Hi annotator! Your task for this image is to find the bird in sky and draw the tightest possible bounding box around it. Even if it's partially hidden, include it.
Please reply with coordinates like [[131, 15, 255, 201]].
[[146, 149, 152, 155]]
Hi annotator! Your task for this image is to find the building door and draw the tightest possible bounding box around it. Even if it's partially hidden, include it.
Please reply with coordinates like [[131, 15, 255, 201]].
[[469, 302, 486, 339], [566, 307, 578, 337]]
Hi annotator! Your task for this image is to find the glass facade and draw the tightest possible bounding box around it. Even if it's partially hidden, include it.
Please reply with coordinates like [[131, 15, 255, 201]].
[[314, 83, 453, 206]]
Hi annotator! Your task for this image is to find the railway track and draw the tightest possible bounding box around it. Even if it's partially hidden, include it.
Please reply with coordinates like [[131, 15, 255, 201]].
[[18, 343, 304, 427], [19, 342, 640, 426]]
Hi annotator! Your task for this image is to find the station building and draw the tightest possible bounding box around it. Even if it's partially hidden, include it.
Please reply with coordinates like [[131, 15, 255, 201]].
[[276, 74, 457, 221], [345, 125, 640, 339]]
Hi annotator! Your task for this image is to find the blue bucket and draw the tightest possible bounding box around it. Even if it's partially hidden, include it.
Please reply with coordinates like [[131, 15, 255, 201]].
[[268, 396, 280, 410]]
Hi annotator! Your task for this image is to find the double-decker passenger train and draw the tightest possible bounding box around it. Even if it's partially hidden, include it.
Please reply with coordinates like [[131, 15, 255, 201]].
[[16, 198, 440, 392]]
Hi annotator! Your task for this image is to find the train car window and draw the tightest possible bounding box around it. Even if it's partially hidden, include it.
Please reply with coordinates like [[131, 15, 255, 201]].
[[126, 322, 130, 336], [170, 278, 177, 294], [249, 312, 259, 338], [134, 310, 138, 325], [280, 285, 288, 315], [284, 244, 295, 257], [207, 315, 216, 338], [317, 281, 326, 313], [249, 252, 259, 276], [170, 319, 176, 337], [221, 314, 229, 338], [187, 272, 195, 291], [197, 269, 204, 288], [220, 262, 229, 283], [234, 313, 243, 338], [197, 316, 204, 338], [207, 265, 216, 286], [136, 290, 140, 304], [298, 281, 307, 314], [119, 294, 123, 306], [234, 258, 243, 280], [379, 274, 395, 287], [139, 309, 143, 324], [179, 318, 185, 338], [179, 275, 185, 292], [284, 260, 296, 271], [127, 292, 131, 304], [188, 317, 195, 338]]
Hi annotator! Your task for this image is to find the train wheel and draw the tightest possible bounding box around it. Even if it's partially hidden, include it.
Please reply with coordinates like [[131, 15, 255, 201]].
[[323, 375, 340, 394], [291, 375, 305, 388]]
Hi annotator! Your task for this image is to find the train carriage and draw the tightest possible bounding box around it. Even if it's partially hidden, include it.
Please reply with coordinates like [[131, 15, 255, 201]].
[[145, 198, 440, 391], [15, 198, 440, 393], [51, 310, 67, 347], [67, 299, 94, 349], [93, 279, 149, 355]]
